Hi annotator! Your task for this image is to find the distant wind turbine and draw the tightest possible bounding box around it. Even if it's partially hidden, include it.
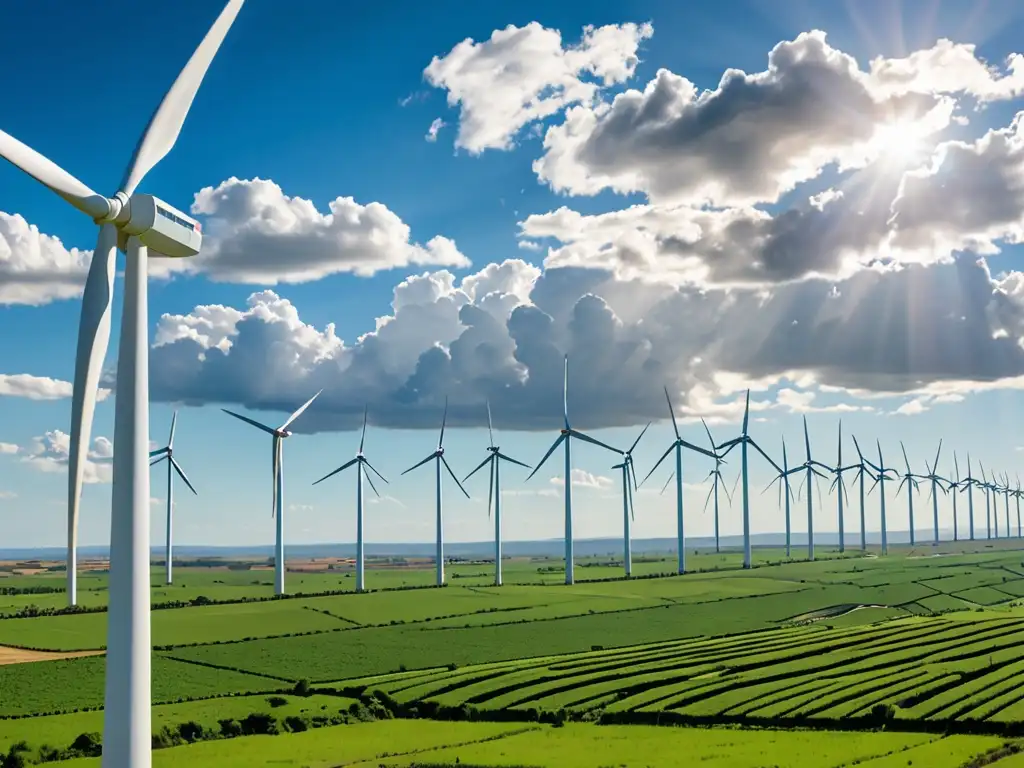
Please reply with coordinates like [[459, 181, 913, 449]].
[[716, 391, 784, 569], [612, 424, 649, 577], [897, 442, 922, 546], [1000, 473, 1012, 539], [849, 436, 876, 551], [764, 437, 798, 558], [222, 391, 321, 596], [825, 421, 857, 554], [641, 388, 716, 573], [920, 441, 948, 545], [701, 420, 732, 554], [463, 402, 530, 587], [403, 398, 470, 587], [794, 416, 829, 561], [1015, 475, 1023, 538], [312, 407, 389, 593], [946, 455, 964, 542], [960, 453, 979, 541], [979, 463, 994, 538], [149, 411, 196, 586], [866, 440, 898, 554]]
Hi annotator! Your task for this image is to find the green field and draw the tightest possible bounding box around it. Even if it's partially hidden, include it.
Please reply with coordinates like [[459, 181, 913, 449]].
[[5, 545, 1024, 765]]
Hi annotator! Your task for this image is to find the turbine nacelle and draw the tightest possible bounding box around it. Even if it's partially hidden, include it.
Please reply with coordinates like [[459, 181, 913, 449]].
[[116, 194, 202, 258]]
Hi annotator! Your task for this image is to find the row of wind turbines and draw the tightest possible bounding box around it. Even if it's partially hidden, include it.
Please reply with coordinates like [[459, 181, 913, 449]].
[[136, 356, 1024, 601]]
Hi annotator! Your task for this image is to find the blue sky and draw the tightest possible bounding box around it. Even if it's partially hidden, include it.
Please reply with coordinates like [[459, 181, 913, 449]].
[[4, 0, 1024, 550]]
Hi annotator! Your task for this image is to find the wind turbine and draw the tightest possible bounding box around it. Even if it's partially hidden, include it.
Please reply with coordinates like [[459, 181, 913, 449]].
[[921, 441, 949, 545], [403, 398, 471, 587], [897, 442, 922, 546], [222, 391, 321, 596], [311, 407, 389, 593], [1000, 473, 1012, 539], [701, 420, 732, 554], [764, 437, 798, 558], [527, 356, 620, 585], [0, 3, 246, 764], [794, 417, 830, 561], [148, 412, 196, 586], [866, 440, 898, 554], [960, 453, 979, 540], [1015, 475, 1023, 538], [980, 463, 994, 538], [463, 402, 530, 587], [849, 436, 876, 551], [641, 388, 716, 573], [826, 421, 857, 554], [611, 424, 649, 577], [716, 391, 784, 569], [946, 455, 964, 542]]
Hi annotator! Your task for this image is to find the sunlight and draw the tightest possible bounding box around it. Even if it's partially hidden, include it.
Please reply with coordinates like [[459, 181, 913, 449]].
[[869, 119, 932, 167]]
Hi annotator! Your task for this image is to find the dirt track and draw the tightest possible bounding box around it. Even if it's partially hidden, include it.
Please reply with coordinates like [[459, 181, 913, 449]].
[[0, 645, 103, 666]]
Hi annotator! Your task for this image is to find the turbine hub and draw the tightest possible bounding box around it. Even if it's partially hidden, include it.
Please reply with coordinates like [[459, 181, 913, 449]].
[[94, 191, 128, 225], [560, 429, 570, 435]]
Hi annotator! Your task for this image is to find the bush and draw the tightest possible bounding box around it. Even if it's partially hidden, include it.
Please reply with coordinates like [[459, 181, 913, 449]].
[[293, 679, 311, 697], [240, 713, 278, 736], [218, 719, 242, 737], [284, 715, 310, 732], [266, 696, 288, 708], [68, 733, 102, 758]]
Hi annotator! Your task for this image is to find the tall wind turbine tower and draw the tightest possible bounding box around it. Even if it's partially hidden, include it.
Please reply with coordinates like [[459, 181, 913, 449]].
[[849, 436, 876, 551], [149, 412, 197, 585], [920, 441, 949, 545], [795, 416, 829, 561], [980, 463, 994, 538], [463, 402, 530, 587], [312, 407, 389, 592], [527, 356, 620, 585], [641, 388, 716, 573], [1000, 473, 1012, 538], [612, 425, 649, 577], [223, 391, 321, 596], [701, 420, 731, 554], [1015, 475, 1023, 538], [897, 442, 922, 545], [716, 391, 783, 569], [826, 421, 857, 553], [946, 455, 964, 542], [0, 3, 246, 764], [960, 454, 979, 540], [866, 441, 898, 554], [764, 438, 798, 558], [403, 399, 471, 587]]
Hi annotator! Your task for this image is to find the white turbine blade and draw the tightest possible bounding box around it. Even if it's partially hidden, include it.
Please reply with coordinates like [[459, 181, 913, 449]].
[[802, 416, 811, 460], [271, 437, 280, 518], [629, 459, 640, 492], [487, 458, 495, 520], [496, 452, 531, 470], [569, 429, 620, 455], [642, 443, 675, 487], [168, 410, 179, 450], [680, 438, 717, 460], [701, 418, 715, 454], [628, 423, 651, 455], [311, 457, 358, 486], [660, 472, 674, 495], [149, 455, 166, 467], [664, 386, 681, 440], [627, 471, 635, 522], [563, 355, 570, 429], [742, 389, 751, 435], [222, 408, 276, 435], [525, 434, 566, 482], [439, 397, 449, 447], [703, 483, 715, 514], [748, 438, 784, 475], [67, 223, 118, 568], [362, 462, 381, 497], [723, 473, 735, 505], [900, 441, 912, 474], [363, 458, 389, 484], [280, 390, 322, 432], [119, 0, 245, 195], [149, 447, 169, 458], [441, 455, 471, 499], [0, 129, 111, 219], [170, 456, 197, 495], [933, 440, 942, 472], [731, 471, 741, 498], [402, 452, 438, 476], [464, 454, 493, 482], [359, 405, 368, 453], [486, 400, 495, 447]]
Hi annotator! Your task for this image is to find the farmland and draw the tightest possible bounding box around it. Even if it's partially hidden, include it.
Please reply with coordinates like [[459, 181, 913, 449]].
[[5, 545, 1024, 764]]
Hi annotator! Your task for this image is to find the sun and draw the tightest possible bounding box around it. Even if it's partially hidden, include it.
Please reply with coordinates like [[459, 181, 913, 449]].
[[870, 120, 931, 167]]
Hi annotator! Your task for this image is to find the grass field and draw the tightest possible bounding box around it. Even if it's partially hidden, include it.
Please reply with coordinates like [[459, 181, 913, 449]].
[[5, 545, 1024, 764]]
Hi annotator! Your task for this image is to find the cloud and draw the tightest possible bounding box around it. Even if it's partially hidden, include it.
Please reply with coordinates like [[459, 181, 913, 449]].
[[0, 373, 111, 402], [0, 212, 90, 306], [425, 21, 653, 153], [425, 118, 446, 142], [773, 388, 874, 414], [549, 468, 615, 489], [0, 442, 19, 455], [20, 431, 113, 484], [367, 495, 408, 508], [288, 503, 314, 512], [0, 491, 16, 500]]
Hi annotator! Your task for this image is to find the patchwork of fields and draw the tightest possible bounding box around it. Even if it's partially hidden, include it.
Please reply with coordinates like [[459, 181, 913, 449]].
[[5, 545, 1024, 765]]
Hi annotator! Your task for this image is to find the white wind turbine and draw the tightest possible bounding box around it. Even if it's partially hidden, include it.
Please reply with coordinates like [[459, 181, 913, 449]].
[[222, 392, 322, 596], [795, 416, 829, 561], [149, 412, 196, 586], [849, 436, 877, 551], [866, 440, 898, 555], [403, 398, 470, 587], [611, 424, 649, 577], [640, 388, 717, 573], [960, 453, 980, 540], [764, 438, 799, 558], [312, 407, 389, 593], [897, 442, 922, 545], [702, 420, 732, 554], [920, 441, 948, 544], [526, 355, 620, 586], [0, 3, 245, 764], [463, 402, 530, 587]]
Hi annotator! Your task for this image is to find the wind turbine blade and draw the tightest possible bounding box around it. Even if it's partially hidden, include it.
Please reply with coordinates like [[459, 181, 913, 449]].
[[933, 440, 942, 472], [762, 476, 779, 496], [362, 458, 389, 484], [664, 386, 682, 440], [525, 434, 566, 482], [701, 418, 715, 453], [0, 130, 111, 219], [311, 457, 358, 486], [629, 459, 640, 492], [900, 441, 912, 474], [441, 455, 471, 499], [742, 389, 750, 435], [119, 0, 245, 195], [841, 477, 850, 506], [723, 473, 735, 505], [731, 471, 741, 499], [629, 423, 651, 455], [642, 443, 676, 487], [627, 471, 635, 522], [464, 454, 493, 482], [569, 429, 620, 454], [814, 474, 824, 509], [168, 410, 178, 449], [222, 408, 276, 435], [149, 456, 166, 467], [149, 447, 169, 458], [279, 390, 322, 432], [402, 452, 438, 476], [363, 465, 381, 497], [496, 452, 531, 469], [563, 355, 570, 429], [487, 458, 494, 520], [486, 400, 495, 447], [271, 437, 280, 518], [359, 405, 368, 454], [802, 415, 811, 460], [852, 434, 865, 461], [660, 472, 674, 495], [679, 439, 717, 460], [170, 456, 197, 495], [868, 477, 880, 496], [749, 439, 784, 474]]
